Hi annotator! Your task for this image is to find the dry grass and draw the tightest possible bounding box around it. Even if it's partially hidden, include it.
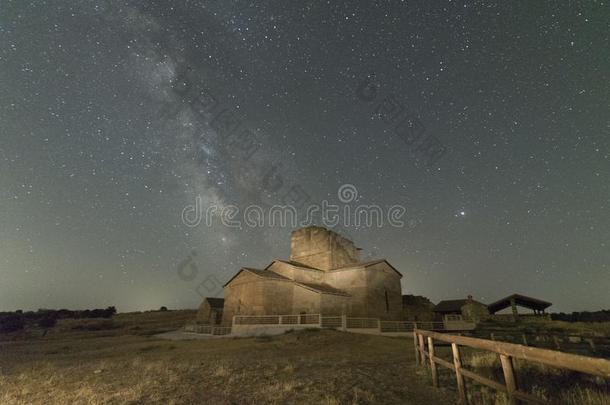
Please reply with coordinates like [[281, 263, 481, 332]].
[[0, 310, 450, 404], [461, 351, 610, 404], [3, 311, 607, 404]]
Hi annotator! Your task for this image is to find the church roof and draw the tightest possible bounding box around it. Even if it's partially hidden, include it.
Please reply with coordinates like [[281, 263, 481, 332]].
[[296, 282, 350, 296], [222, 267, 350, 296], [265, 259, 323, 271], [265, 258, 402, 277], [223, 268, 290, 286], [330, 259, 402, 277]]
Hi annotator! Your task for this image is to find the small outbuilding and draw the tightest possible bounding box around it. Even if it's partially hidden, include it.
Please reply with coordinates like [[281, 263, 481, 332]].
[[433, 295, 489, 330], [196, 297, 224, 325]]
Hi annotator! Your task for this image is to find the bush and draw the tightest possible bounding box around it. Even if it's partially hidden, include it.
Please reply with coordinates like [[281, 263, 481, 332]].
[[0, 314, 25, 333], [552, 310, 610, 323], [159, 306, 168, 311], [104, 306, 117, 317], [38, 316, 57, 329], [71, 320, 117, 331]]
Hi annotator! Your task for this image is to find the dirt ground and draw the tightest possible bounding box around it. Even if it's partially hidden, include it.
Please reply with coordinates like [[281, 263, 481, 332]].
[[0, 311, 454, 404]]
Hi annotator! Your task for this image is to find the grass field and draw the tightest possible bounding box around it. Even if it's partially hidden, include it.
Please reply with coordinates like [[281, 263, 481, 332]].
[[1, 311, 608, 404], [0, 310, 452, 404]]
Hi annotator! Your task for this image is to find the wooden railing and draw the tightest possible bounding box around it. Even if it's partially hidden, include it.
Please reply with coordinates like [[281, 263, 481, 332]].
[[233, 314, 321, 325], [414, 329, 610, 404]]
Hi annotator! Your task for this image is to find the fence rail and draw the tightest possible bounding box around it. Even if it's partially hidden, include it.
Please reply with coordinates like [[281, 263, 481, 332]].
[[234, 315, 281, 325], [212, 326, 232, 335], [320, 316, 342, 328], [346, 317, 379, 329], [414, 329, 610, 404]]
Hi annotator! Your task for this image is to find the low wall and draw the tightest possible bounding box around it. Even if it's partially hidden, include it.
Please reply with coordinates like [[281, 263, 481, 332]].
[[185, 314, 446, 338], [231, 324, 317, 337]]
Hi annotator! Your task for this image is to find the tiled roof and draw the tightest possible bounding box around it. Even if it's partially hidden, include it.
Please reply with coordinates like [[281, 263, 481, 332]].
[[331, 259, 402, 277], [266, 259, 323, 271], [433, 299, 469, 313], [434, 298, 487, 313], [296, 282, 350, 296], [223, 268, 290, 286], [242, 268, 290, 280]]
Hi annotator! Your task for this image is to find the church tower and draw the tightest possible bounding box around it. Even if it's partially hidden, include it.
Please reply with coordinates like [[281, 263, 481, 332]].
[[289, 226, 361, 270]]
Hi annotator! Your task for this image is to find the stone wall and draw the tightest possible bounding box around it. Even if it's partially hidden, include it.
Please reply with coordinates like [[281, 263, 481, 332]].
[[292, 285, 322, 314], [324, 262, 402, 319], [461, 300, 490, 322], [325, 267, 368, 316], [363, 262, 403, 320], [320, 293, 349, 315]]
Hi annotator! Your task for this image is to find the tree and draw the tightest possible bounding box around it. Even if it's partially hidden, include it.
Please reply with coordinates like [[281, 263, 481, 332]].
[[0, 314, 25, 333], [159, 306, 168, 312], [103, 306, 117, 318]]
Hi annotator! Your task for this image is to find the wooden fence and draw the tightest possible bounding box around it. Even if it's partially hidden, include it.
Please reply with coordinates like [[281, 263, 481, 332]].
[[486, 330, 608, 355], [414, 329, 610, 404]]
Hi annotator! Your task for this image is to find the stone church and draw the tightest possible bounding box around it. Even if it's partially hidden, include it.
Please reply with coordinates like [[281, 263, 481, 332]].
[[219, 226, 404, 325]]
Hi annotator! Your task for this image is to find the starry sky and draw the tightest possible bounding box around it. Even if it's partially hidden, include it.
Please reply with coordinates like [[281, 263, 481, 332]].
[[1, 1, 608, 313]]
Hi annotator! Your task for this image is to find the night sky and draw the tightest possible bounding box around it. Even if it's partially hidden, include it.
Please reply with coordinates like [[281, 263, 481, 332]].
[[1, 1, 608, 313]]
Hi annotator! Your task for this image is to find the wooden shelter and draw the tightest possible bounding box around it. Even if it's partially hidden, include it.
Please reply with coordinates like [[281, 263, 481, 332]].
[[487, 293, 551, 317]]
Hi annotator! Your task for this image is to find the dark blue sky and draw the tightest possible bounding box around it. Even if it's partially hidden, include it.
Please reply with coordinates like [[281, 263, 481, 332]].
[[1, 1, 608, 312]]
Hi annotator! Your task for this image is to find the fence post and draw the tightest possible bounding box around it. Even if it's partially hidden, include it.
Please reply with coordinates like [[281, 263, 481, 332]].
[[418, 334, 426, 366], [553, 335, 561, 349], [427, 337, 439, 387], [500, 354, 518, 405], [341, 314, 347, 331], [522, 334, 528, 346], [414, 331, 420, 365], [451, 343, 468, 404]]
